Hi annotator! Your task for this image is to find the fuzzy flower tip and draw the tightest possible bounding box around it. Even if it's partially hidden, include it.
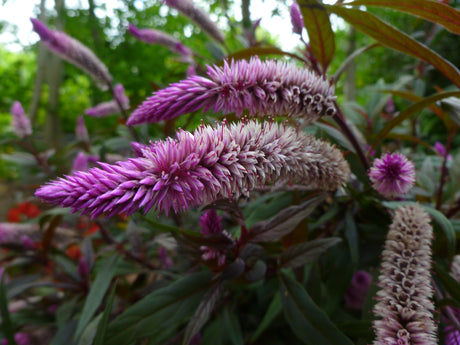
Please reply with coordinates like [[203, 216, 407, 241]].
[[75, 116, 89, 142], [369, 152, 415, 198], [85, 83, 129, 117], [290, 2, 304, 35], [127, 57, 337, 125], [200, 209, 229, 266], [11, 101, 32, 138], [344, 270, 372, 311], [372, 204, 437, 345], [35, 120, 350, 218], [162, 0, 225, 44], [30, 18, 112, 86], [128, 23, 192, 57]]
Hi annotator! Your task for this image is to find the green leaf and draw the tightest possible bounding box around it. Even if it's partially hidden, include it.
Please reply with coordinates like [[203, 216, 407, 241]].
[[250, 194, 326, 242], [346, 0, 460, 35], [183, 282, 224, 345], [382, 201, 456, 257], [105, 271, 212, 345], [222, 308, 244, 345], [77, 314, 102, 345], [279, 238, 342, 269], [249, 292, 282, 343], [75, 255, 119, 341], [93, 283, 117, 345], [298, 0, 335, 71], [371, 91, 460, 150], [434, 263, 460, 303], [327, 5, 460, 88], [0, 276, 15, 345], [279, 271, 354, 345], [345, 210, 359, 267]]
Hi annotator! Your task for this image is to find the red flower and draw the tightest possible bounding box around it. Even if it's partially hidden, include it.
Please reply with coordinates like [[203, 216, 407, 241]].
[[66, 244, 82, 260], [7, 202, 41, 223]]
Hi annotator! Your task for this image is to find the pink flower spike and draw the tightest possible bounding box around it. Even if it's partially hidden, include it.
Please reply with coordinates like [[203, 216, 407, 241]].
[[11, 101, 32, 138], [434, 141, 453, 160], [71, 152, 89, 173], [368, 152, 415, 198], [128, 57, 337, 125], [290, 2, 304, 35], [75, 116, 89, 142], [85, 84, 129, 117], [344, 270, 372, 311], [31, 18, 112, 86], [128, 23, 192, 57]]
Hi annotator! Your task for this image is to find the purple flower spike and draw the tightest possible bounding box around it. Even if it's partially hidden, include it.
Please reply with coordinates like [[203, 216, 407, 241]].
[[368, 152, 415, 198], [85, 83, 129, 117], [35, 120, 350, 218], [11, 101, 32, 138], [31, 18, 112, 86], [72, 152, 89, 172], [162, 0, 225, 44], [200, 209, 223, 236], [290, 2, 304, 35], [128, 57, 337, 125], [75, 116, 89, 142], [344, 270, 372, 311], [372, 204, 437, 345], [128, 23, 192, 57]]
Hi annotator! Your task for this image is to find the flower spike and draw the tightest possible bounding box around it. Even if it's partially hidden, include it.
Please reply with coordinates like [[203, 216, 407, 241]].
[[31, 18, 112, 86], [127, 57, 336, 125], [372, 204, 437, 345], [36, 120, 349, 218]]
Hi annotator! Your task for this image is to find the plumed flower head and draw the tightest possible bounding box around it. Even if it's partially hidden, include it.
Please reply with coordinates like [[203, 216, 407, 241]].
[[11, 101, 32, 138], [128, 57, 337, 125], [372, 204, 437, 345], [85, 84, 129, 117], [31, 18, 112, 86], [128, 23, 192, 57], [35, 120, 350, 218], [290, 2, 304, 35], [368, 152, 415, 198], [161, 0, 225, 44]]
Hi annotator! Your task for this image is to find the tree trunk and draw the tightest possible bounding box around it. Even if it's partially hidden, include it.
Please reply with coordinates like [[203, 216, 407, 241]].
[[30, 0, 47, 124], [45, 0, 65, 148], [343, 26, 356, 102]]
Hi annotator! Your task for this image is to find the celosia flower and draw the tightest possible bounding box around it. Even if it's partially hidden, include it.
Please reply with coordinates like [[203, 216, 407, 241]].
[[127, 57, 337, 125], [372, 204, 437, 345], [72, 152, 89, 172], [344, 270, 372, 311], [30, 18, 112, 86], [434, 142, 453, 161], [200, 209, 231, 266], [14, 333, 31, 345], [11, 101, 32, 138], [158, 246, 174, 268], [368, 152, 415, 198], [443, 255, 460, 345], [35, 120, 350, 217], [75, 116, 89, 142], [7, 202, 41, 223], [78, 257, 90, 280], [85, 83, 130, 117], [128, 23, 192, 57], [290, 2, 304, 35], [162, 0, 225, 44]]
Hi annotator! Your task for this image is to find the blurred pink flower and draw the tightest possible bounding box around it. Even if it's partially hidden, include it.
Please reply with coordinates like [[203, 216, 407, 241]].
[[369, 152, 415, 198], [11, 101, 32, 138], [434, 142, 453, 161], [85, 83, 130, 117], [75, 116, 89, 142], [200, 209, 231, 266], [344, 270, 372, 311], [290, 2, 304, 35]]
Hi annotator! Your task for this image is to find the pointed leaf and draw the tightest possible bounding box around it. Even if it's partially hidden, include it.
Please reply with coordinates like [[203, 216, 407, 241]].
[[249, 292, 282, 342], [250, 194, 326, 242], [327, 5, 460, 88], [105, 271, 212, 344], [279, 272, 354, 345], [434, 263, 460, 302], [183, 282, 224, 345], [371, 91, 460, 150], [0, 276, 15, 345], [346, 0, 460, 35], [93, 283, 117, 345], [299, 0, 335, 71], [75, 255, 119, 340], [280, 238, 342, 269]]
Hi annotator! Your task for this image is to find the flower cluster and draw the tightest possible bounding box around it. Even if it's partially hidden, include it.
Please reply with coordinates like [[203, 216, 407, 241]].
[[11, 101, 32, 138], [372, 204, 437, 345], [369, 152, 416, 198], [30, 18, 112, 86], [200, 209, 231, 266], [85, 84, 130, 117], [161, 0, 225, 44], [127, 57, 337, 125], [35, 120, 350, 217]]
